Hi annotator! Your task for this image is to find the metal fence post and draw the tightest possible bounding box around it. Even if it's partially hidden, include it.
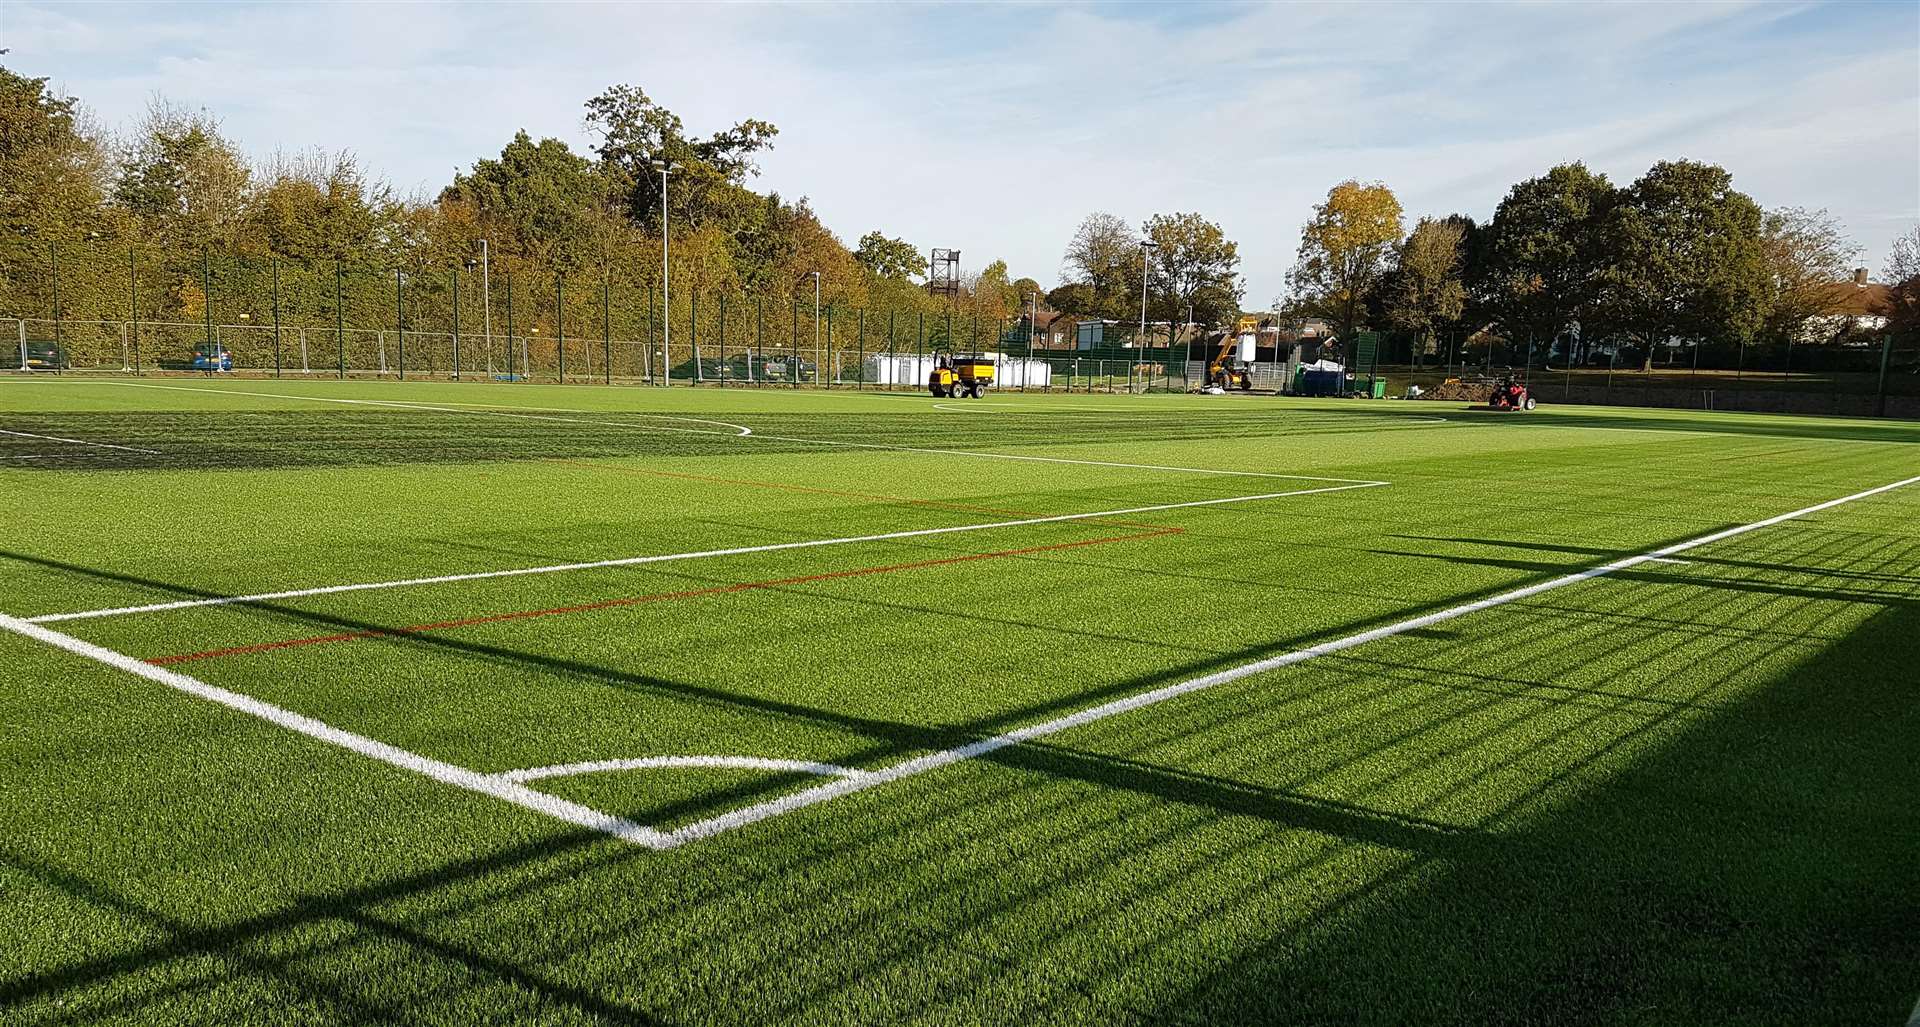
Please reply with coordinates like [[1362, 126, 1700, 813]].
[[692, 290, 702, 383], [556, 272, 565, 383], [603, 270, 612, 385]]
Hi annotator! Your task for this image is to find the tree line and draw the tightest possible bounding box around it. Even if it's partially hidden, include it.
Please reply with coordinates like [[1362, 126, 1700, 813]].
[[2, 59, 1913, 370], [1284, 165, 1919, 370], [0, 64, 1053, 352]]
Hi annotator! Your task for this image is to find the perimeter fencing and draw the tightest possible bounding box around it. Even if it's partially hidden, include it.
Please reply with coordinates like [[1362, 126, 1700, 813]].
[[0, 238, 1200, 393], [5, 239, 1914, 413], [1377, 330, 1920, 419]]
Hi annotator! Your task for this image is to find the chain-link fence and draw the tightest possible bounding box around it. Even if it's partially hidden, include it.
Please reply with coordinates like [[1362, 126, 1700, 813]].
[[5, 239, 1912, 412]]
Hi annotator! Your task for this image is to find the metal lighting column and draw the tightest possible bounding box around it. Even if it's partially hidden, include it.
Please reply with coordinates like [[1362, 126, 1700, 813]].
[[1874, 333, 1894, 417], [1030, 292, 1039, 392], [49, 242, 60, 355], [556, 273, 565, 383], [856, 308, 865, 389], [603, 271, 612, 385], [395, 269, 406, 380], [691, 291, 702, 383], [1138, 241, 1155, 393], [812, 271, 822, 386], [271, 259, 282, 378], [451, 268, 461, 380], [655, 160, 680, 386], [200, 247, 214, 376], [505, 274, 517, 380], [335, 258, 345, 379], [790, 296, 799, 386], [478, 239, 492, 375], [128, 246, 141, 374]]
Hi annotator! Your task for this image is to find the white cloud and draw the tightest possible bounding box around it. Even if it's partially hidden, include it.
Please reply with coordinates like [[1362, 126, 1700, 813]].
[[6, 1, 1915, 299]]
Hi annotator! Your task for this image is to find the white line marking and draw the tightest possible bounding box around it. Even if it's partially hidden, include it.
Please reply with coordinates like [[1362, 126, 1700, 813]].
[[29, 482, 1384, 623], [659, 472, 1920, 847], [498, 755, 867, 783], [76, 380, 1382, 483], [1644, 557, 1692, 565], [932, 402, 998, 414], [0, 428, 160, 454], [0, 612, 671, 848]]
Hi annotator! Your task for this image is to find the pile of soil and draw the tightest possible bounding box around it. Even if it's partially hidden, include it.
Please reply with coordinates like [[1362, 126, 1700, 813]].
[[1417, 380, 1493, 402]]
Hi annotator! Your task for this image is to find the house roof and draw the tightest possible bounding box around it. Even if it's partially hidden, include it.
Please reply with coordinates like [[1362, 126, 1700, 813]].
[[1815, 280, 1892, 318]]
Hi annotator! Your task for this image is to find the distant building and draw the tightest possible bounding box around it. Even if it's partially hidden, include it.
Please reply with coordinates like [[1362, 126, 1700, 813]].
[[1802, 268, 1892, 340]]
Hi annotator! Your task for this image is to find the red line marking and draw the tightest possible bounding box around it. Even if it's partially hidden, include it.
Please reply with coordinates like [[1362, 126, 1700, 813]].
[[146, 527, 1181, 666]]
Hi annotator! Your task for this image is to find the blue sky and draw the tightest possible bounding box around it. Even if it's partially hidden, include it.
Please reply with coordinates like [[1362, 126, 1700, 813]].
[[6, 1, 1916, 303]]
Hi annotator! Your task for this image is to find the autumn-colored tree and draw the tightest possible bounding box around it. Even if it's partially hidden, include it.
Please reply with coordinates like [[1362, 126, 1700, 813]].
[[1285, 181, 1404, 362], [1758, 206, 1860, 345], [1883, 226, 1920, 342]]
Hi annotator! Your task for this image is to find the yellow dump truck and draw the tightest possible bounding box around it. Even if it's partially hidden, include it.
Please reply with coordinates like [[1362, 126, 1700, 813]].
[[928, 354, 995, 399]]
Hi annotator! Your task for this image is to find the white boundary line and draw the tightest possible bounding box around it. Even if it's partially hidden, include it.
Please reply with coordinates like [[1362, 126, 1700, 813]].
[[0, 427, 160, 454], [0, 612, 670, 848], [1, 474, 1913, 850], [499, 755, 866, 783], [30, 482, 1384, 623], [63, 380, 1383, 483], [661, 472, 1920, 847]]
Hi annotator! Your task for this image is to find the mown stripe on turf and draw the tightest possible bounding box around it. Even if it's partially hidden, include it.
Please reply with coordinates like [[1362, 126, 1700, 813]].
[[144, 528, 1181, 665], [661, 472, 1920, 847], [35, 482, 1377, 623]]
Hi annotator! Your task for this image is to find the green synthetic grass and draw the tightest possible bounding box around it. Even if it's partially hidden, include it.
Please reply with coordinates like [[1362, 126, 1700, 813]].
[[1, 376, 1916, 1025]]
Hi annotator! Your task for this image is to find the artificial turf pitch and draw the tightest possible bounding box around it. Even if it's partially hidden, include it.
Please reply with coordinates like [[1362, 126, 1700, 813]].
[[1, 377, 1915, 1025]]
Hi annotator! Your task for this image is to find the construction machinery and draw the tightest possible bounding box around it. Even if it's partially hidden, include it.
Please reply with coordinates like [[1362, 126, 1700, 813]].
[[1208, 315, 1259, 391], [928, 353, 994, 398]]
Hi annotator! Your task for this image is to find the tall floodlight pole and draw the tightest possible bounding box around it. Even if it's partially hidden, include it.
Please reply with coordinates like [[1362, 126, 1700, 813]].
[[812, 271, 821, 383], [653, 159, 682, 385], [476, 239, 492, 374], [1139, 240, 1157, 391]]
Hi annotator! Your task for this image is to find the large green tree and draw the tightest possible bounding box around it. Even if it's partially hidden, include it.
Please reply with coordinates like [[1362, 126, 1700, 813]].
[[1602, 160, 1768, 367], [1387, 217, 1468, 367], [853, 231, 923, 281], [1057, 212, 1141, 321], [1285, 180, 1404, 361], [442, 131, 619, 272], [583, 84, 777, 234], [1143, 211, 1243, 348], [1481, 162, 1617, 360]]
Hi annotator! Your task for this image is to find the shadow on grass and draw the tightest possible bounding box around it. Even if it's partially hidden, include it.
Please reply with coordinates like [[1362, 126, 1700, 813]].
[[8, 517, 1915, 1024], [1149, 586, 1920, 1026], [0, 544, 1521, 848]]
